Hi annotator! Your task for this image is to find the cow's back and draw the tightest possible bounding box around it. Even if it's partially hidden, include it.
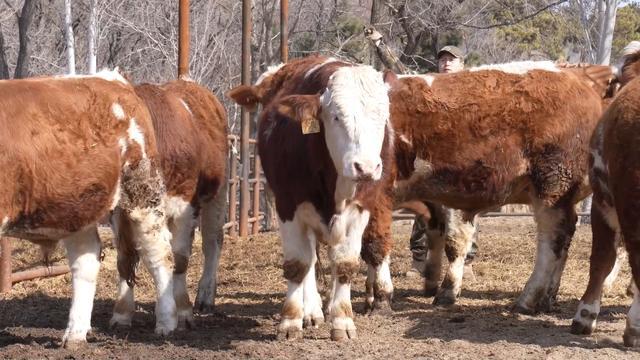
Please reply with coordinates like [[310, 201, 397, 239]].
[[391, 69, 603, 210], [134, 80, 228, 204], [0, 75, 154, 238]]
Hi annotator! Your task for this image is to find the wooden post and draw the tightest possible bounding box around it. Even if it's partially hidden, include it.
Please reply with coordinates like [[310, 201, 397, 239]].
[[229, 137, 238, 238], [0, 237, 12, 293], [239, 0, 252, 238], [178, 0, 190, 78], [280, 0, 288, 62]]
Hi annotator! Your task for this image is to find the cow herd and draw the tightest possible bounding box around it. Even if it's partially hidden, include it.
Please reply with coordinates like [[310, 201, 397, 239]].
[[1, 40, 640, 349]]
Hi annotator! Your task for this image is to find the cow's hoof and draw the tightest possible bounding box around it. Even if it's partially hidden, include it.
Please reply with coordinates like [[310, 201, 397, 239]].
[[570, 319, 595, 335], [366, 300, 393, 317], [193, 301, 215, 314], [277, 326, 303, 341], [433, 289, 457, 306], [177, 314, 195, 330], [303, 316, 324, 329], [109, 313, 133, 329], [62, 338, 88, 350], [424, 286, 439, 298], [624, 327, 640, 347], [331, 328, 357, 341], [512, 302, 536, 315]]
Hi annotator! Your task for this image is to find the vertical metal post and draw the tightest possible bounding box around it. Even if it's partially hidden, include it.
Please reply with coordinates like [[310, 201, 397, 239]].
[[0, 237, 12, 293], [229, 138, 238, 238], [239, 0, 252, 238], [178, 0, 190, 79], [280, 0, 289, 62]]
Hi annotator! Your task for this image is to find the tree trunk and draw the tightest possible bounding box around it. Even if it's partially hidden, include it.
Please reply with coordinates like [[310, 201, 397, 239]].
[[14, 0, 39, 79], [369, 0, 382, 69], [596, 0, 618, 65], [64, 0, 76, 75], [88, 0, 97, 74], [0, 27, 9, 79], [364, 26, 410, 74]]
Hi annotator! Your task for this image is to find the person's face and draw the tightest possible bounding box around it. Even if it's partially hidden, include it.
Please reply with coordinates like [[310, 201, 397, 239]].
[[438, 53, 464, 73]]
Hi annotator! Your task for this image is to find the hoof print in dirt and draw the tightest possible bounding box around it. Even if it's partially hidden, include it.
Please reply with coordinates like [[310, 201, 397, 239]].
[[330, 329, 357, 341]]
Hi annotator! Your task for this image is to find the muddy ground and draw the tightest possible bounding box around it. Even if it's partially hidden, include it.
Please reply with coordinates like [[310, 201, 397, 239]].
[[1, 217, 639, 359]]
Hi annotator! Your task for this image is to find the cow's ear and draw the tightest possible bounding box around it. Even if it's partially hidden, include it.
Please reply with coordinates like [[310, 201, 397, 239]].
[[277, 95, 322, 134], [383, 69, 398, 85], [226, 85, 261, 111]]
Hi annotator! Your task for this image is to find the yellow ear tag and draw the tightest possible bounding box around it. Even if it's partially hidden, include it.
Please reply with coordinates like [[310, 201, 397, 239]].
[[301, 116, 320, 134]]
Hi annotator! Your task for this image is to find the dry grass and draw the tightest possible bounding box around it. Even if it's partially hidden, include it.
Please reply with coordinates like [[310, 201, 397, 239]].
[[0, 218, 638, 359]]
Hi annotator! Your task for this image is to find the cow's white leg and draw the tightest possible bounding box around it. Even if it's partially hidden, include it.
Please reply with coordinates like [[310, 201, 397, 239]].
[[167, 199, 198, 330], [624, 282, 640, 347], [278, 218, 313, 340], [327, 207, 369, 341], [302, 231, 324, 328], [195, 188, 226, 313], [365, 256, 393, 315], [603, 242, 626, 292], [434, 209, 474, 306], [61, 226, 101, 348], [128, 207, 177, 335], [110, 277, 135, 328], [571, 200, 619, 335], [515, 203, 575, 314]]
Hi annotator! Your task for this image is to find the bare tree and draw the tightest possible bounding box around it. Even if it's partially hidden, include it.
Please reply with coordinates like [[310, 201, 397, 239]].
[[0, 27, 9, 79], [14, 0, 39, 78], [87, 0, 96, 73], [596, 0, 618, 65], [63, 0, 75, 74]]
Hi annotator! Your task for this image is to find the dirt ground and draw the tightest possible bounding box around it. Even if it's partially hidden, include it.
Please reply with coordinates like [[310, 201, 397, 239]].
[[1, 217, 639, 359]]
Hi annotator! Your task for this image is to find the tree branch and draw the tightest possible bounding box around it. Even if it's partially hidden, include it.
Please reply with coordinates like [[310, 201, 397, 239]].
[[456, 0, 569, 30]]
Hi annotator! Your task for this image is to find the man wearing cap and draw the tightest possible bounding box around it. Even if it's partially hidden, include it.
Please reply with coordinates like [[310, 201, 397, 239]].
[[407, 45, 479, 279]]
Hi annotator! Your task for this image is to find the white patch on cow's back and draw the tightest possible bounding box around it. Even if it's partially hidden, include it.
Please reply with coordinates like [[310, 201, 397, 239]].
[[304, 58, 338, 79], [470, 61, 559, 75], [112, 103, 126, 121], [1, 216, 8, 235], [118, 137, 128, 156], [179, 98, 193, 116], [60, 69, 129, 85], [110, 177, 121, 210], [256, 63, 285, 85], [127, 118, 147, 158]]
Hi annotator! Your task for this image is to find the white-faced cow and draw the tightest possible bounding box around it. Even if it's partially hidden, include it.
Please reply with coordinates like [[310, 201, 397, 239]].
[[571, 41, 640, 347], [384, 60, 615, 313], [228, 55, 394, 340], [0, 71, 176, 347], [109, 79, 228, 330]]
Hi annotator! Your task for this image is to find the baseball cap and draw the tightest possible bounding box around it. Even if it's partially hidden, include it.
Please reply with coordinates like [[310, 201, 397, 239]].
[[437, 45, 464, 59]]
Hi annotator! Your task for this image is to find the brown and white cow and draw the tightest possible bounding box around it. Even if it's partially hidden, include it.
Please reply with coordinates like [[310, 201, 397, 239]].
[[0, 71, 176, 347], [228, 55, 394, 340], [571, 41, 640, 347], [385, 60, 615, 313], [109, 79, 228, 330]]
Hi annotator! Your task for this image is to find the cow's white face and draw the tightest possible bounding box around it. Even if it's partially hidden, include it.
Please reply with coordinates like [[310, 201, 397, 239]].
[[320, 66, 389, 182]]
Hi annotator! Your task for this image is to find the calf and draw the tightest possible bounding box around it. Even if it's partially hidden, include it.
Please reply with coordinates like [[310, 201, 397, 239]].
[[571, 41, 640, 347], [0, 72, 176, 347], [228, 55, 394, 340], [385, 61, 614, 313], [109, 80, 228, 329]]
